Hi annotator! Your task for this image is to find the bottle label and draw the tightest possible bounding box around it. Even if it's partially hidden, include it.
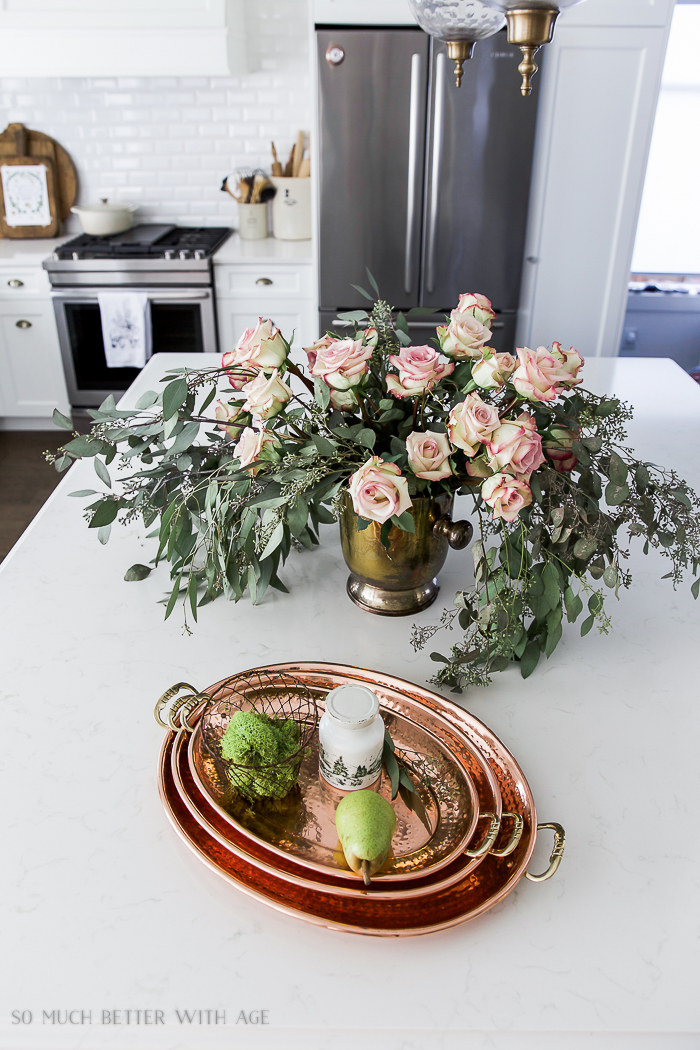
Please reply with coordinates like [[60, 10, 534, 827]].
[[318, 742, 383, 790]]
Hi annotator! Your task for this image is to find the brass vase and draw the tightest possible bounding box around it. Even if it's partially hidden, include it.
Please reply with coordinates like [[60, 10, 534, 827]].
[[338, 490, 473, 616]]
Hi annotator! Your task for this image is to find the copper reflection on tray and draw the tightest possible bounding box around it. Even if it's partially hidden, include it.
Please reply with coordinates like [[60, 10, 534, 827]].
[[159, 730, 535, 936], [189, 679, 501, 880]]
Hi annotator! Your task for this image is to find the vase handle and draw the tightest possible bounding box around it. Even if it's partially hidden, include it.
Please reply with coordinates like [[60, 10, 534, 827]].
[[433, 514, 473, 550]]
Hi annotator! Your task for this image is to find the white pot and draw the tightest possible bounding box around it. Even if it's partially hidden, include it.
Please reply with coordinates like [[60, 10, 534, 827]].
[[70, 199, 137, 236], [270, 177, 311, 241], [237, 202, 268, 240]]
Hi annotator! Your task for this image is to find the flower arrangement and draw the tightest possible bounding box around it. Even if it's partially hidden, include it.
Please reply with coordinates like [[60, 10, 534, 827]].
[[49, 281, 700, 691]]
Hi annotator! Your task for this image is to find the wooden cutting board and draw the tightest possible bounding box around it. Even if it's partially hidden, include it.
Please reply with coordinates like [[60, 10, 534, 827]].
[[0, 122, 77, 238]]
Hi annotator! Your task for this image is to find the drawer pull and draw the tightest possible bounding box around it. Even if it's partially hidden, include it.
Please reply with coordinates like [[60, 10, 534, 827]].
[[256, 277, 273, 286], [8, 279, 24, 288], [16, 319, 32, 329]]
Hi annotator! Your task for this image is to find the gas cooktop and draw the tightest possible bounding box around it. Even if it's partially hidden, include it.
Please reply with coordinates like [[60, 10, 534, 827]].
[[50, 225, 231, 262]]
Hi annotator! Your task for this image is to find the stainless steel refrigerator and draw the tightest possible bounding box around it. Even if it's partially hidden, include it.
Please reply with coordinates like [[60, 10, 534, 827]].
[[316, 26, 542, 352]]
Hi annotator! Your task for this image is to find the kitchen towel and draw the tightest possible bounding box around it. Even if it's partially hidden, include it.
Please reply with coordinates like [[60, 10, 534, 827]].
[[98, 292, 152, 369]]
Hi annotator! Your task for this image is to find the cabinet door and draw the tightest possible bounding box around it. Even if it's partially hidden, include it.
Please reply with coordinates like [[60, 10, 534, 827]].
[[217, 299, 317, 358], [0, 300, 70, 419]]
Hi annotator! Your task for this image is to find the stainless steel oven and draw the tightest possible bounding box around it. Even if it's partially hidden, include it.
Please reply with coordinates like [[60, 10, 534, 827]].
[[51, 286, 217, 407], [43, 224, 230, 408]]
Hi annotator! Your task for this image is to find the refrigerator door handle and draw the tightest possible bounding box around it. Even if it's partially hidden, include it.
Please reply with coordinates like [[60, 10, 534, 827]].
[[404, 52, 422, 296], [426, 51, 446, 295]]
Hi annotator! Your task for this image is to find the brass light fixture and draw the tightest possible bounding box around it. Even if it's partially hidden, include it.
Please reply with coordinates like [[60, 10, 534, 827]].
[[407, 0, 506, 87], [409, 0, 588, 94], [479, 0, 588, 94]]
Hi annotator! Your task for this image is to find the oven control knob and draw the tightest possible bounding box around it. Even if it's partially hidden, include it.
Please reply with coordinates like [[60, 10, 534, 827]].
[[164, 249, 176, 260], [194, 250, 206, 260], [72, 252, 81, 261], [179, 250, 192, 260]]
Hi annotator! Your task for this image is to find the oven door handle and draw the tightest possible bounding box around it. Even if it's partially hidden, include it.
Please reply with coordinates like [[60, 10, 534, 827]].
[[50, 292, 211, 301]]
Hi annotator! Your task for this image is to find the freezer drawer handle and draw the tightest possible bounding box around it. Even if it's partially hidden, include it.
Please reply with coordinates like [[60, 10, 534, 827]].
[[16, 319, 32, 329], [256, 277, 273, 286], [404, 52, 422, 295], [426, 52, 446, 295], [7, 278, 24, 288]]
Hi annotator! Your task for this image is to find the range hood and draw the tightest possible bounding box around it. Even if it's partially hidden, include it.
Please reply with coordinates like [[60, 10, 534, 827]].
[[0, 0, 249, 77]]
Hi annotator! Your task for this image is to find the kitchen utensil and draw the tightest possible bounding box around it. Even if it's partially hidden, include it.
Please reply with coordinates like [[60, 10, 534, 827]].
[[70, 199, 137, 236], [293, 130, 305, 177], [271, 142, 284, 177], [0, 122, 76, 224], [0, 123, 60, 239], [284, 145, 295, 178], [298, 156, 311, 178]]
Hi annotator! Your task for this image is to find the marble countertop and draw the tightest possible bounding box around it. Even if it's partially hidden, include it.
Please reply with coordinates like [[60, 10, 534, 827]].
[[1, 356, 699, 1050], [213, 233, 313, 266], [0, 236, 68, 265]]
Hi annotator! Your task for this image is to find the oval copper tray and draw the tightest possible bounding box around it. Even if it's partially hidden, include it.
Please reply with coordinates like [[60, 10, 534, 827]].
[[159, 729, 537, 936], [172, 720, 520, 900], [189, 664, 503, 881]]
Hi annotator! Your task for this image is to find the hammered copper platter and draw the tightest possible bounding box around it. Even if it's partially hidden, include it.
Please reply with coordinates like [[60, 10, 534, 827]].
[[172, 721, 520, 900], [189, 665, 503, 881], [159, 729, 536, 936]]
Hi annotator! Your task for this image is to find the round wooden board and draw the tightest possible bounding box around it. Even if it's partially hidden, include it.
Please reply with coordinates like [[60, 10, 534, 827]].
[[0, 124, 77, 220]]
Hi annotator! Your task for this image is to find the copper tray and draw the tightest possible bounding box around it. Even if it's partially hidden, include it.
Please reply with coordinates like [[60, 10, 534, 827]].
[[172, 720, 524, 900], [187, 666, 506, 881], [160, 729, 558, 936], [156, 663, 565, 934]]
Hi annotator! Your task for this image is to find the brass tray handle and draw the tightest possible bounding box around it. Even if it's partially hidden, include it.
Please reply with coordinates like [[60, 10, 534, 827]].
[[525, 822, 566, 882], [463, 812, 500, 857], [433, 514, 473, 550], [154, 682, 210, 733], [489, 811, 525, 857]]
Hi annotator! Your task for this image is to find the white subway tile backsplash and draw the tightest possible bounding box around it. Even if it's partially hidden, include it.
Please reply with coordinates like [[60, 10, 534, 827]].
[[0, 0, 311, 230]]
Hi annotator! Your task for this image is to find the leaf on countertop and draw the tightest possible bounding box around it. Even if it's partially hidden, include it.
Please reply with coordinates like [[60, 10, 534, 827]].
[[124, 564, 152, 582]]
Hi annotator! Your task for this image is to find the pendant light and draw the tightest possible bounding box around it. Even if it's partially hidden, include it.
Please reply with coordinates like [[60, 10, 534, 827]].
[[407, 0, 506, 87], [478, 0, 589, 94]]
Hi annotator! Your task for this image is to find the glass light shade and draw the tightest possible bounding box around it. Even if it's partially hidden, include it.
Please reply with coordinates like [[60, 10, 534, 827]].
[[478, 0, 587, 10], [407, 0, 506, 43]]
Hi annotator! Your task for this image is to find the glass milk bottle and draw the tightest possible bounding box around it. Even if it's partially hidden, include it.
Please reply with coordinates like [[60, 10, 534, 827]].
[[318, 684, 384, 790]]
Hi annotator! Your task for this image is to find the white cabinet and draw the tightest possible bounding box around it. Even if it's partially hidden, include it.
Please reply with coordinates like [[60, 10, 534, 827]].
[[517, 3, 676, 358], [0, 0, 247, 76], [0, 298, 70, 423], [214, 236, 317, 360]]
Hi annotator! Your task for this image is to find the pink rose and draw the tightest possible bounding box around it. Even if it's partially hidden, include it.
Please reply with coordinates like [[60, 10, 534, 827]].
[[454, 292, 497, 326], [223, 318, 287, 387], [241, 368, 292, 420], [551, 341, 584, 385], [512, 345, 577, 403], [471, 351, 517, 391], [481, 472, 532, 523], [232, 427, 280, 475], [214, 399, 247, 439], [348, 456, 412, 525], [544, 426, 578, 473], [486, 412, 545, 479], [437, 311, 492, 360], [307, 337, 373, 391], [329, 388, 357, 413], [405, 431, 453, 481], [303, 334, 334, 373], [386, 345, 454, 398], [447, 393, 500, 457]]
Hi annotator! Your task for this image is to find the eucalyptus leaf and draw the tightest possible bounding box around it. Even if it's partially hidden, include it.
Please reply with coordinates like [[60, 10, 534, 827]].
[[162, 377, 189, 420], [124, 563, 152, 581], [94, 458, 111, 488], [52, 408, 73, 430]]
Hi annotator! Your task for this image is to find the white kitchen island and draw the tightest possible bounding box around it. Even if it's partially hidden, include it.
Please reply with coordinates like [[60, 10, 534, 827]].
[[1, 355, 699, 1050]]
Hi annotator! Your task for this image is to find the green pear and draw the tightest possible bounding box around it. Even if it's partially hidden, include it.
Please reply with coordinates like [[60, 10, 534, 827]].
[[335, 790, 397, 886]]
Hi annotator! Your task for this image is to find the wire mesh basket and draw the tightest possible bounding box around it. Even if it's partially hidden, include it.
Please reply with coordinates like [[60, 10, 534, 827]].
[[194, 668, 319, 804]]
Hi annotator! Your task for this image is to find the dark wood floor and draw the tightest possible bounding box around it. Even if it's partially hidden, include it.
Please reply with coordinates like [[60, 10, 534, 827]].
[[0, 431, 68, 561]]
